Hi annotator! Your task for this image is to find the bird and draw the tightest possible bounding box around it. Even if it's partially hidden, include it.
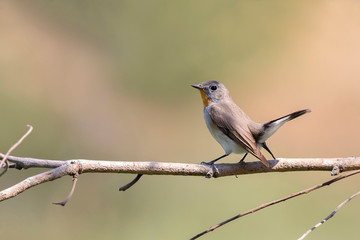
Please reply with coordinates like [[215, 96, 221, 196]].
[[191, 80, 310, 167]]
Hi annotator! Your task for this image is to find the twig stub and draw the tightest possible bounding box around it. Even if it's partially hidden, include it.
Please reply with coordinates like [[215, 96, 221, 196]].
[[53, 173, 79, 206], [119, 174, 143, 191]]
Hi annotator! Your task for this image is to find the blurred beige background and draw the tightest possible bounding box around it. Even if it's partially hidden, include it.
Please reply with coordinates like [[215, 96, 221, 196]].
[[1, 0, 360, 239]]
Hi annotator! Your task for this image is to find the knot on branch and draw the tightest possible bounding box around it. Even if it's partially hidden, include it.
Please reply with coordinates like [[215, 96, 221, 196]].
[[331, 162, 344, 176], [70, 160, 83, 175], [65, 160, 83, 176], [205, 165, 219, 178]]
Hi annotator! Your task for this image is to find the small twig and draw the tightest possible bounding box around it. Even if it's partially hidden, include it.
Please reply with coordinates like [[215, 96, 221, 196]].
[[0, 160, 80, 202], [53, 173, 79, 206], [1, 154, 65, 169], [298, 189, 360, 240], [0, 125, 33, 175], [119, 174, 143, 191], [190, 169, 360, 240]]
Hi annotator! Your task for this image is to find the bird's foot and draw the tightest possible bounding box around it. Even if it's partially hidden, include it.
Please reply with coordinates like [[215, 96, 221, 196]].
[[203, 164, 219, 178], [201, 161, 215, 165], [238, 159, 247, 165]]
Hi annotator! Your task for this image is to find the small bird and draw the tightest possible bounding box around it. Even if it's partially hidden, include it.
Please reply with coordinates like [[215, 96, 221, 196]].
[[191, 81, 310, 167]]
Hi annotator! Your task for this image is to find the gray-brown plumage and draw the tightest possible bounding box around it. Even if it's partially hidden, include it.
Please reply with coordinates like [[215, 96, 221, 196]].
[[191, 81, 310, 167]]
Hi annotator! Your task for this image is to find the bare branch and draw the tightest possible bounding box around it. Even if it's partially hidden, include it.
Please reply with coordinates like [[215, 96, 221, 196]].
[[0, 160, 80, 202], [53, 173, 79, 206], [298, 189, 360, 240], [190, 169, 360, 240], [1, 154, 360, 238], [1, 154, 360, 203], [1, 128, 359, 238], [0, 125, 33, 174], [2, 155, 360, 175], [1, 154, 64, 169]]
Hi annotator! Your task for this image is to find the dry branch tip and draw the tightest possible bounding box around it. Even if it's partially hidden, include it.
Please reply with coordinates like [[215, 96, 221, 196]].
[[119, 174, 143, 191], [298, 189, 360, 240], [53, 173, 79, 207], [191, 169, 360, 239], [0, 125, 33, 175]]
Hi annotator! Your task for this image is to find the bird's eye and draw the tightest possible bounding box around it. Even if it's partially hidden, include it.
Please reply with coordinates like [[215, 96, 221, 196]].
[[210, 85, 217, 91]]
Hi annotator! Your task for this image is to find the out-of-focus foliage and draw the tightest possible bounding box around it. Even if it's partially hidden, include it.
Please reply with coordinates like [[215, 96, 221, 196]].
[[22, 0, 304, 97]]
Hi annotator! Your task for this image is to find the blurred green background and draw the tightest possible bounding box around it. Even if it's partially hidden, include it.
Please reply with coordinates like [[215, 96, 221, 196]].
[[1, 0, 360, 239]]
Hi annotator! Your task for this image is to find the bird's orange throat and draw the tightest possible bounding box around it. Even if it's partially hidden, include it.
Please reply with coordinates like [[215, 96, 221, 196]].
[[199, 90, 212, 109]]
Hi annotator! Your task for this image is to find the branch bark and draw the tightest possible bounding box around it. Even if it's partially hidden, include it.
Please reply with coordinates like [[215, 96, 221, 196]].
[[1, 155, 360, 239], [0, 160, 79, 202], [2, 127, 359, 239], [3, 155, 360, 175], [1, 155, 360, 202]]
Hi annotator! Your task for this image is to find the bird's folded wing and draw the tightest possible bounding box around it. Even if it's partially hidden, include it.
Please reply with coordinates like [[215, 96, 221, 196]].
[[209, 103, 269, 167]]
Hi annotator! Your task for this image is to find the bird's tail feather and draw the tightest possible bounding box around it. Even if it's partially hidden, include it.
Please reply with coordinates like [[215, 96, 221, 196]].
[[266, 109, 310, 126], [259, 109, 310, 142]]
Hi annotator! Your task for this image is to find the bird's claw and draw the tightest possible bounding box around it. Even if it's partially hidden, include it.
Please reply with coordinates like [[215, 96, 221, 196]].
[[201, 161, 214, 165]]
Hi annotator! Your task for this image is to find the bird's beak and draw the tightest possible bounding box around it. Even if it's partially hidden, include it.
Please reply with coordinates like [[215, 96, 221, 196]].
[[191, 84, 202, 89]]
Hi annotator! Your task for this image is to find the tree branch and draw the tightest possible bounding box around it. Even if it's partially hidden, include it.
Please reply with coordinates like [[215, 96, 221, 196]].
[[0, 125, 33, 175], [298, 189, 360, 240], [191, 169, 360, 240], [2, 127, 359, 238], [2, 155, 360, 175], [1, 155, 360, 203], [0, 160, 80, 202], [0, 154, 64, 169]]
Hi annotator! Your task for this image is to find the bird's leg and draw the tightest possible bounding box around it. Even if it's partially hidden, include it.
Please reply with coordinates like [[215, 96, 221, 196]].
[[238, 153, 248, 163], [202, 154, 229, 165], [262, 142, 276, 159]]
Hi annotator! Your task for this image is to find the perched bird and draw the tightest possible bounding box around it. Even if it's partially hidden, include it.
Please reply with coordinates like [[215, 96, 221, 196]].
[[191, 81, 310, 167]]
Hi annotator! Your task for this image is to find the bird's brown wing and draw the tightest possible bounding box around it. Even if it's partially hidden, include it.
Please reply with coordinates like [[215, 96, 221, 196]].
[[209, 102, 269, 167]]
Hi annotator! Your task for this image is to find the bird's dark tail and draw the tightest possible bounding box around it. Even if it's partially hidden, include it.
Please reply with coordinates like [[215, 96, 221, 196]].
[[258, 109, 311, 143], [266, 109, 311, 126]]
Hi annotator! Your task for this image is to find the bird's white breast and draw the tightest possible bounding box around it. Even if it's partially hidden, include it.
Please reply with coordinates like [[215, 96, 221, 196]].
[[203, 105, 246, 155]]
